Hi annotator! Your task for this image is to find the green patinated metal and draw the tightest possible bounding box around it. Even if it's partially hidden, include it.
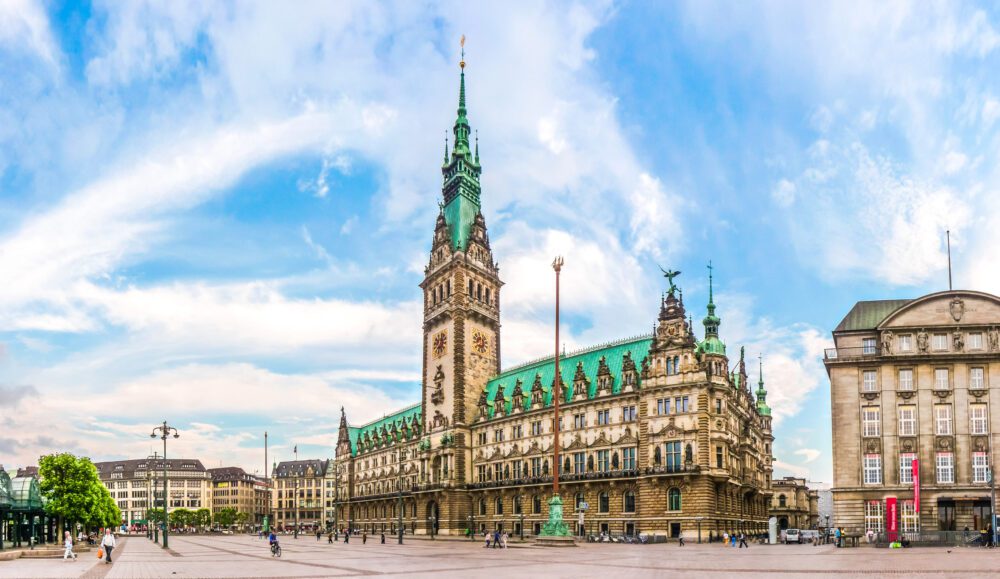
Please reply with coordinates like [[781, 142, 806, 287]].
[[440, 64, 483, 252], [834, 299, 912, 332], [539, 494, 571, 537], [756, 360, 771, 417], [483, 336, 653, 418], [696, 263, 726, 357], [348, 403, 423, 456], [10, 476, 42, 511], [0, 469, 11, 510]]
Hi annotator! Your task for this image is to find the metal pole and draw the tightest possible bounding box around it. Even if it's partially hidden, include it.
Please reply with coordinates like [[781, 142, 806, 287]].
[[398, 449, 404, 544], [294, 447, 299, 539], [991, 433, 997, 547], [334, 464, 339, 537], [162, 430, 168, 549], [264, 431, 268, 531], [552, 256, 564, 496]]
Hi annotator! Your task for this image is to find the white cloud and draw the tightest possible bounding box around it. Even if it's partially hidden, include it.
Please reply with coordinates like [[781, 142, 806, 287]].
[[0, 0, 60, 68], [772, 179, 796, 207], [794, 448, 821, 464]]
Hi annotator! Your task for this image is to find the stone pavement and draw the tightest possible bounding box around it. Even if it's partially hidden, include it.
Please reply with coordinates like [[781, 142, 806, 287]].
[[1, 535, 1000, 578]]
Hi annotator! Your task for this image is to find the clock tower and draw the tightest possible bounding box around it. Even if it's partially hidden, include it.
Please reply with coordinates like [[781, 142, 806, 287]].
[[419, 50, 502, 484]]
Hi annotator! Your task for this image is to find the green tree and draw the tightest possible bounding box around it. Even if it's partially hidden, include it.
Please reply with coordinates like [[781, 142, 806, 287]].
[[195, 507, 211, 530], [38, 453, 120, 534], [215, 507, 238, 528], [169, 508, 192, 528], [147, 508, 165, 524], [235, 511, 249, 531]]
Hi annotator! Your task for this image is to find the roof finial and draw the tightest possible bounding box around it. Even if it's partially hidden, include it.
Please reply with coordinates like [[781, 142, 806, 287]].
[[460, 34, 466, 69], [444, 130, 449, 163], [707, 260, 714, 305], [475, 130, 480, 163]]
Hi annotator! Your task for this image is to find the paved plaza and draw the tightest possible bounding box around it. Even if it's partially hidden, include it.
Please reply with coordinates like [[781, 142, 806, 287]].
[[1, 535, 1000, 579]]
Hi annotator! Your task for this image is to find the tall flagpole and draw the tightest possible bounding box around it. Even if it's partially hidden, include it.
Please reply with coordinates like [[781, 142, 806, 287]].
[[540, 256, 571, 541]]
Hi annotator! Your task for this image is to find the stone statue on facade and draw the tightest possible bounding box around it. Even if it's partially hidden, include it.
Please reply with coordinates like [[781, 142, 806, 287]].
[[989, 327, 1000, 352], [953, 330, 964, 352], [881, 330, 893, 355], [917, 331, 929, 353]]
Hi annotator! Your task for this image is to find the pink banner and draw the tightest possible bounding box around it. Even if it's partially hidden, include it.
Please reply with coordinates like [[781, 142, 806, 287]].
[[912, 459, 920, 513], [886, 497, 898, 542]]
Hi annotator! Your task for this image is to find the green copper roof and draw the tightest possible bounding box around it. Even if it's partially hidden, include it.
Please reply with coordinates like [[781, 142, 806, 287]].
[[834, 299, 912, 332], [698, 263, 725, 355], [348, 403, 422, 456], [483, 335, 652, 418], [10, 476, 42, 511], [440, 63, 482, 252], [0, 469, 11, 510], [756, 363, 771, 416]]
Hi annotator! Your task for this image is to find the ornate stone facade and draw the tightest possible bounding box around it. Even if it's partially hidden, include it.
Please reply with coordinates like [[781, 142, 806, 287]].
[[333, 58, 775, 541], [826, 290, 1000, 535]]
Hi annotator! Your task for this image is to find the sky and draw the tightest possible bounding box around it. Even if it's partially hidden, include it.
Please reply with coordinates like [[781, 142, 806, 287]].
[[2, 0, 999, 484]]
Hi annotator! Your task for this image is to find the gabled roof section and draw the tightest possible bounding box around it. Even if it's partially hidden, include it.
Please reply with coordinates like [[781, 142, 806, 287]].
[[483, 335, 652, 418], [834, 299, 912, 332], [348, 402, 422, 456], [273, 459, 327, 478]]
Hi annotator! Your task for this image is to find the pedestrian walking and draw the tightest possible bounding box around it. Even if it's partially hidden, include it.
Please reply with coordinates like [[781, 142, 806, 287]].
[[678, 531, 685, 546], [63, 531, 77, 561], [380, 532, 385, 544], [328, 531, 333, 544], [101, 529, 116, 564], [493, 529, 501, 548], [362, 531, 368, 544], [730, 533, 736, 548], [484, 530, 490, 548], [722, 531, 729, 546], [739, 533, 748, 548], [345, 531, 350, 544], [501, 532, 508, 549]]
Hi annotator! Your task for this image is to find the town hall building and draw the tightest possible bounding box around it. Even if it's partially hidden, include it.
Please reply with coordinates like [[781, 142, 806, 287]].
[[332, 53, 777, 541]]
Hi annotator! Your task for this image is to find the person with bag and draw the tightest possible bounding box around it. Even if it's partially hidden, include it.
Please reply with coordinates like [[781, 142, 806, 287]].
[[100, 529, 116, 564]]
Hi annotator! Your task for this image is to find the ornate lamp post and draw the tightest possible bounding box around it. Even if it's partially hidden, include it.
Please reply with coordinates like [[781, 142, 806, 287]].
[[150, 421, 180, 549], [397, 448, 405, 545], [146, 452, 160, 540], [540, 256, 571, 540]]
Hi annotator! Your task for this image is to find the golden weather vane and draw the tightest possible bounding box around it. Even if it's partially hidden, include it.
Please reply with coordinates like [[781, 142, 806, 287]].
[[460, 34, 466, 69]]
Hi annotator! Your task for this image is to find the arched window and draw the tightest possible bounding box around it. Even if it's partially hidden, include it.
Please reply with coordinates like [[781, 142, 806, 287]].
[[446, 279, 451, 297], [653, 446, 662, 465], [673, 356, 680, 373], [623, 490, 636, 513], [666, 358, 673, 375], [599, 492, 609, 513], [485, 288, 491, 304], [514, 495, 522, 515], [532, 495, 542, 514], [479, 498, 487, 516], [778, 494, 787, 508], [495, 497, 504, 515], [468, 279, 474, 296], [668, 488, 681, 511], [575, 493, 585, 511], [477, 283, 482, 301]]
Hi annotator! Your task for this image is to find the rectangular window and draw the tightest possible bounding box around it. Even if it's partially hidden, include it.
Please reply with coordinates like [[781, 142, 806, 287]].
[[935, 405, 952, 435], [898, 334, 913, 352], [675, 396, 690, 413], [862, 407, 881, 437], [573, 452, 586, 474], [512, 425, 523, 439], [973, 452, 989, 483], [622, 405, 636, 422], [862, 370, 878, 392], [935, 368, 950, 390], [657, 398, 670, 415], [513, 460, 524, 479], [864, 500, 885, 533], [597, 409, 610, 426], [716, 446, 724, 469], [665, 441, 682, 471], [933, 334, 948, 351], [597, 450, 610, 473], [901, 500, 919, 533], [936, 452, 955, 484], [477, 465, 486, 482], [622, 447, 636, 471], [969, 333, 984, 350], [898, 369, 914, 391], [531, 457, 541, 477], [715, 399, 723, 414], [971, 367, 985, 389], [494, 429, 505, 442], [863, 454, 882, 485], [863, 338, 877, 355], [574, 414, 586, 429], [531, 421, 542, 436], [898, 406, 916, 436], [899, 452, 915, 484], [971, 404, 989, 435]]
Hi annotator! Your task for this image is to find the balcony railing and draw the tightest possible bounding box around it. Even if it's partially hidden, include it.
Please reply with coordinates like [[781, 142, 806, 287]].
[[824, 346, 882, 361], [643, 464, 687, 475]]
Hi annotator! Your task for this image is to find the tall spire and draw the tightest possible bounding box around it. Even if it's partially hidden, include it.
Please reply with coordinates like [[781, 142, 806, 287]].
[[452, 34, 471, 158], [703, 261, 721, 337], [756, 354, 771, 416]]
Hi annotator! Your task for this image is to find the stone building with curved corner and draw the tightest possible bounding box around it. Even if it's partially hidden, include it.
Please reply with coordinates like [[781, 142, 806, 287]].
[[331, 56, 776, 541], [769, 476, 820, 530], [826, 290, 1000, 535]]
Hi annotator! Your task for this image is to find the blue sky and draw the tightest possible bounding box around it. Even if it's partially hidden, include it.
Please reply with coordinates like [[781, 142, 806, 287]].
[[2, 1, 1000, 484]]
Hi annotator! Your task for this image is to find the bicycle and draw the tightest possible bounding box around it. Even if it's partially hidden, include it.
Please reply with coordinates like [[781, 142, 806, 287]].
[[271, 542, 282, 557]]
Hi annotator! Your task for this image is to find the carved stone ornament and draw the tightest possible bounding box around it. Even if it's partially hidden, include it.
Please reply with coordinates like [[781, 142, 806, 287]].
[[917, 331, 929, 353], [970, 388, 988, 400], [973, 436, 989, 453], [865, 439, 881, 453], [881, 330, 893, 355], [990, 327, 1000, 352], [863, 392, 880, 401], [953, 330, 964, 352], [936, 436, 953, 450], [899, 438, 916, 453], [950, 298, 965, 322], [933, 389, 952, 399], [897, 390, 916, 400]]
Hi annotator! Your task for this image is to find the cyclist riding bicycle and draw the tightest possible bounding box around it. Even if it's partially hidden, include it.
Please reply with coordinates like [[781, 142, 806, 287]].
[[268, 531, 280, 557]]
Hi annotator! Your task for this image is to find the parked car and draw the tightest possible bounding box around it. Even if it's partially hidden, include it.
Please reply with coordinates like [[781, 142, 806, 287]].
[[784, 528, 801, 544]]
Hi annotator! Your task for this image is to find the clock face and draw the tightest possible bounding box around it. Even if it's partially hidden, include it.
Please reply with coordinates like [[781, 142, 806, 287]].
[[432, 331, 448, 358], [472, 329, 489, 354]]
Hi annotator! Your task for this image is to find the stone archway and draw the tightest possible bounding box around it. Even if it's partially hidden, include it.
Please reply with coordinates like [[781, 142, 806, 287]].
[[426, 500, 440, 535], [778, 517, 789, 530]]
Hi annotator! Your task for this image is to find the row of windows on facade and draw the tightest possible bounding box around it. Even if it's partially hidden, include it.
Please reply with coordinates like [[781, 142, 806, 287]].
[[861, 367, 987, 392], [475, 448, 640, 482], [427, 278, 494, 307], [478, 398, 692, 446], [106, 480, 205, 489], [863, 499, 990, 533], [863, 331, 990, 354], [861, 452, 990, 485], [861, 403, 989, 437]]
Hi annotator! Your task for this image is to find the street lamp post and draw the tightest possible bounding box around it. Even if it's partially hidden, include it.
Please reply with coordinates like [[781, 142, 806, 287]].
[[697, 517, 703, 544], [540, 256, 570, 539], [468, 514, 475, 540], [293, 447, 299, 539], [333, 463, 340, 538], [150, 421, 180, 549], [519, 513, 525, 541], [146, 452, 160, 540]]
